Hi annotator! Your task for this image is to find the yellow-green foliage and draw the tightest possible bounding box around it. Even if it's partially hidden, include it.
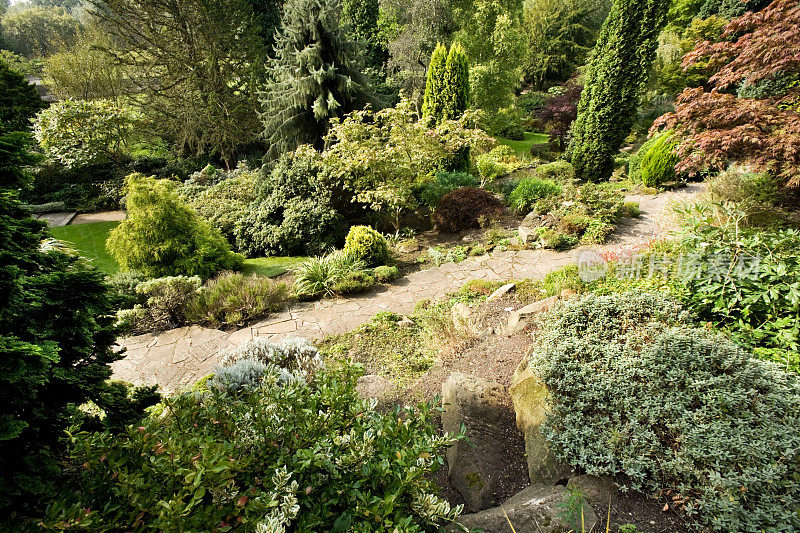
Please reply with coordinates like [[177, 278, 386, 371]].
[[629, 130, 679, 187], [107, 173, 243, 279], [343, 225, 390, 266]]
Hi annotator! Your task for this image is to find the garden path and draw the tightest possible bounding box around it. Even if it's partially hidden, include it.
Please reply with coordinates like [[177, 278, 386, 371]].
[[111, 184, 704, 390]]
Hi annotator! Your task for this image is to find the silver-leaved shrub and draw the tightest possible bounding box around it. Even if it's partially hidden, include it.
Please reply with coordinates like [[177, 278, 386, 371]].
[[529, 292, 800, 532]]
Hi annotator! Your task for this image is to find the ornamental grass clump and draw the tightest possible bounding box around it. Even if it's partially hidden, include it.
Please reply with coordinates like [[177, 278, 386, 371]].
[[529, 292, 800, 532]]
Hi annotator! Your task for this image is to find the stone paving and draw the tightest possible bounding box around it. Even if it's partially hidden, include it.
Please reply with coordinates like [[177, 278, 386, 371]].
[[112, 184, 704, 390]]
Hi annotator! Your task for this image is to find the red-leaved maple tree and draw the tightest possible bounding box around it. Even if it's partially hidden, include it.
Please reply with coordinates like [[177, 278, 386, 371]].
[[653, 0, 800, 185]]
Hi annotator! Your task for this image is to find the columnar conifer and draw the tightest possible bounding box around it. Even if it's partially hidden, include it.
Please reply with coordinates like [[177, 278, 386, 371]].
[[567, 0, 670, 181]]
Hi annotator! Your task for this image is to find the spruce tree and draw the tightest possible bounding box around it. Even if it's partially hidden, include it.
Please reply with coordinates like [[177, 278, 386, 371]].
[[442, 43, 469, 120], [567, 0, 670, 182], [421, 42, 449, 122], [259, 0, 374, 161]]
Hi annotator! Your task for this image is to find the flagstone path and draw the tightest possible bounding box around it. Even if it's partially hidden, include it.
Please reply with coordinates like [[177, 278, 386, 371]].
[[111, 184, 704, 390]]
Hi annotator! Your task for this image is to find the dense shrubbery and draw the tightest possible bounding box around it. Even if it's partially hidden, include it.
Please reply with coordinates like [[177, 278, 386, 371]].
[[476, 145, 524, 187], [433, 187, 505, 233], [108, 174, 243, 278], [509, 177, 562, 212], [187, 272, 289, 328], [343, 225, 390, 266], [115, 275, 202, 334], [33, 99, 141, 169], [530, 292, 800, 531], [178, 163, 260, 249], [44, 364, 463, 531], [628, 130, 679, 186], [677, 208, 800, 371], [706, 166, 790, 226], [418, 171, 479, 208], [0, 107, 157, 513], [234, 146, 347, 257]]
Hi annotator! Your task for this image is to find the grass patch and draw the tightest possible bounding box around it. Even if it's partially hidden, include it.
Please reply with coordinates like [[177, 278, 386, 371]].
[[242, 256, 308, 278], [495, 132, 549, 158], [50, 221, 302, 279], [50, 221, 120, 274]]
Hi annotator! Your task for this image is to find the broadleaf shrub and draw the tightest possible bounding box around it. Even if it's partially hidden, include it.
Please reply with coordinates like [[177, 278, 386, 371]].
[[433, 187, 505, 233], [33, 99, 140, 168], [44, 365, 464, 531], [234, 146, 347, 257], [343, 225, 390, 266], [476, 145, 524, 187], [107, 173, 243, 279], [529, 292, 800, 531]]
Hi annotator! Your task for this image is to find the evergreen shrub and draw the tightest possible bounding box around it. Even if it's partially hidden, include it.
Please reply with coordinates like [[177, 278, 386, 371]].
[[343, 225, 390, 266]]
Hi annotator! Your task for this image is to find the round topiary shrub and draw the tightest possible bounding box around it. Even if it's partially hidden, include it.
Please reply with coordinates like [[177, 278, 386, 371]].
[[373, 265, 399, 283], [433, 187, 505, 233], [629, 130, 679, 187], [529, 292, 800, 532], [534, 160, 575, 182], [508, 177, 562, 212], [343, 225, 390, 266]]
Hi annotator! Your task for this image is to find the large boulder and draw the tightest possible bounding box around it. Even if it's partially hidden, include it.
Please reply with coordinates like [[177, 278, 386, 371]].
[[518, 211, 541, 244], [441, 373, 520, 512], [448, 484, 598, 533], [509, 360, 571, 485], [567, 474, 620, 512]]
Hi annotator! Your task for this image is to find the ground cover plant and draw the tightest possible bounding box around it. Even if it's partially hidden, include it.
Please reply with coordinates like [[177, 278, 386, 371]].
[[43, 363, 464, 531], [529, 292, 800, 531]]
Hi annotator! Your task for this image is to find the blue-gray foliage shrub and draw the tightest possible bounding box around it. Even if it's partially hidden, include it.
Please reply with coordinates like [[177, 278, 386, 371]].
[[219, 337, 322, 380], [208, 359, 273, 394], [529, 292, 800, 532]]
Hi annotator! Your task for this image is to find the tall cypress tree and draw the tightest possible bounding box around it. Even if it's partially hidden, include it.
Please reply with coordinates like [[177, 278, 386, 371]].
[[567, 0, 669, 182], [422, 42, 449, 123], [259, 0, 374, 161], [442, 42, 469, 120]]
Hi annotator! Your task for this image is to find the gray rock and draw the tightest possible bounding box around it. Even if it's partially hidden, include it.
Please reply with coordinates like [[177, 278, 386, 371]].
[[567, 475, 619, 511], [510, 360, 572, 485], [506, 295, 559, 334], [518, 211, 542, 244], [356, 374, 396, 407], [441, 373, 514, 512], [487, 282, 516, 302], [448, 484, 599, 533]]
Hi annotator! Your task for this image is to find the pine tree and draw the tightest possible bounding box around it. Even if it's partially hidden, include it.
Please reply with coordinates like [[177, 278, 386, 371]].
[[442, 43, 469, 120], [421, 42, 449, 122], [567, 0, 670, 182], [259, 0, 374, 161]]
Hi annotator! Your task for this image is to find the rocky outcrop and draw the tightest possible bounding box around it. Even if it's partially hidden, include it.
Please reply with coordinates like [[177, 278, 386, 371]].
[[509, 360, 571, 485], [505, 295, 559, 334], [441, 373, 519, 512], [448, 484, 598, 533], [518, 211, 541, 244]]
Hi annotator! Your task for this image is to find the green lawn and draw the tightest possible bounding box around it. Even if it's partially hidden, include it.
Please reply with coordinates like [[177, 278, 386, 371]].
[[496, 132, 549, 158], [50, 221, 120, 274], [242, 256, 308, 278], [49, 220, 303, 278]]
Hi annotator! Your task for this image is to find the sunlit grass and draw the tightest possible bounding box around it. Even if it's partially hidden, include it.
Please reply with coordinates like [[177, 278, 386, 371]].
[[50, 221, 120, 274], [495, 131, 549, 158]]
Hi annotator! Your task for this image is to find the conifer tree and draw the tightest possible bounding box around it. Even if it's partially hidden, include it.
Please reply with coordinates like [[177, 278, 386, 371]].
[[421, 42, 449, 122], [0, 65, 156, 511], [259, 0, 374, 161], [442, 43, 469, 120], [567, 0, 670, 181]]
